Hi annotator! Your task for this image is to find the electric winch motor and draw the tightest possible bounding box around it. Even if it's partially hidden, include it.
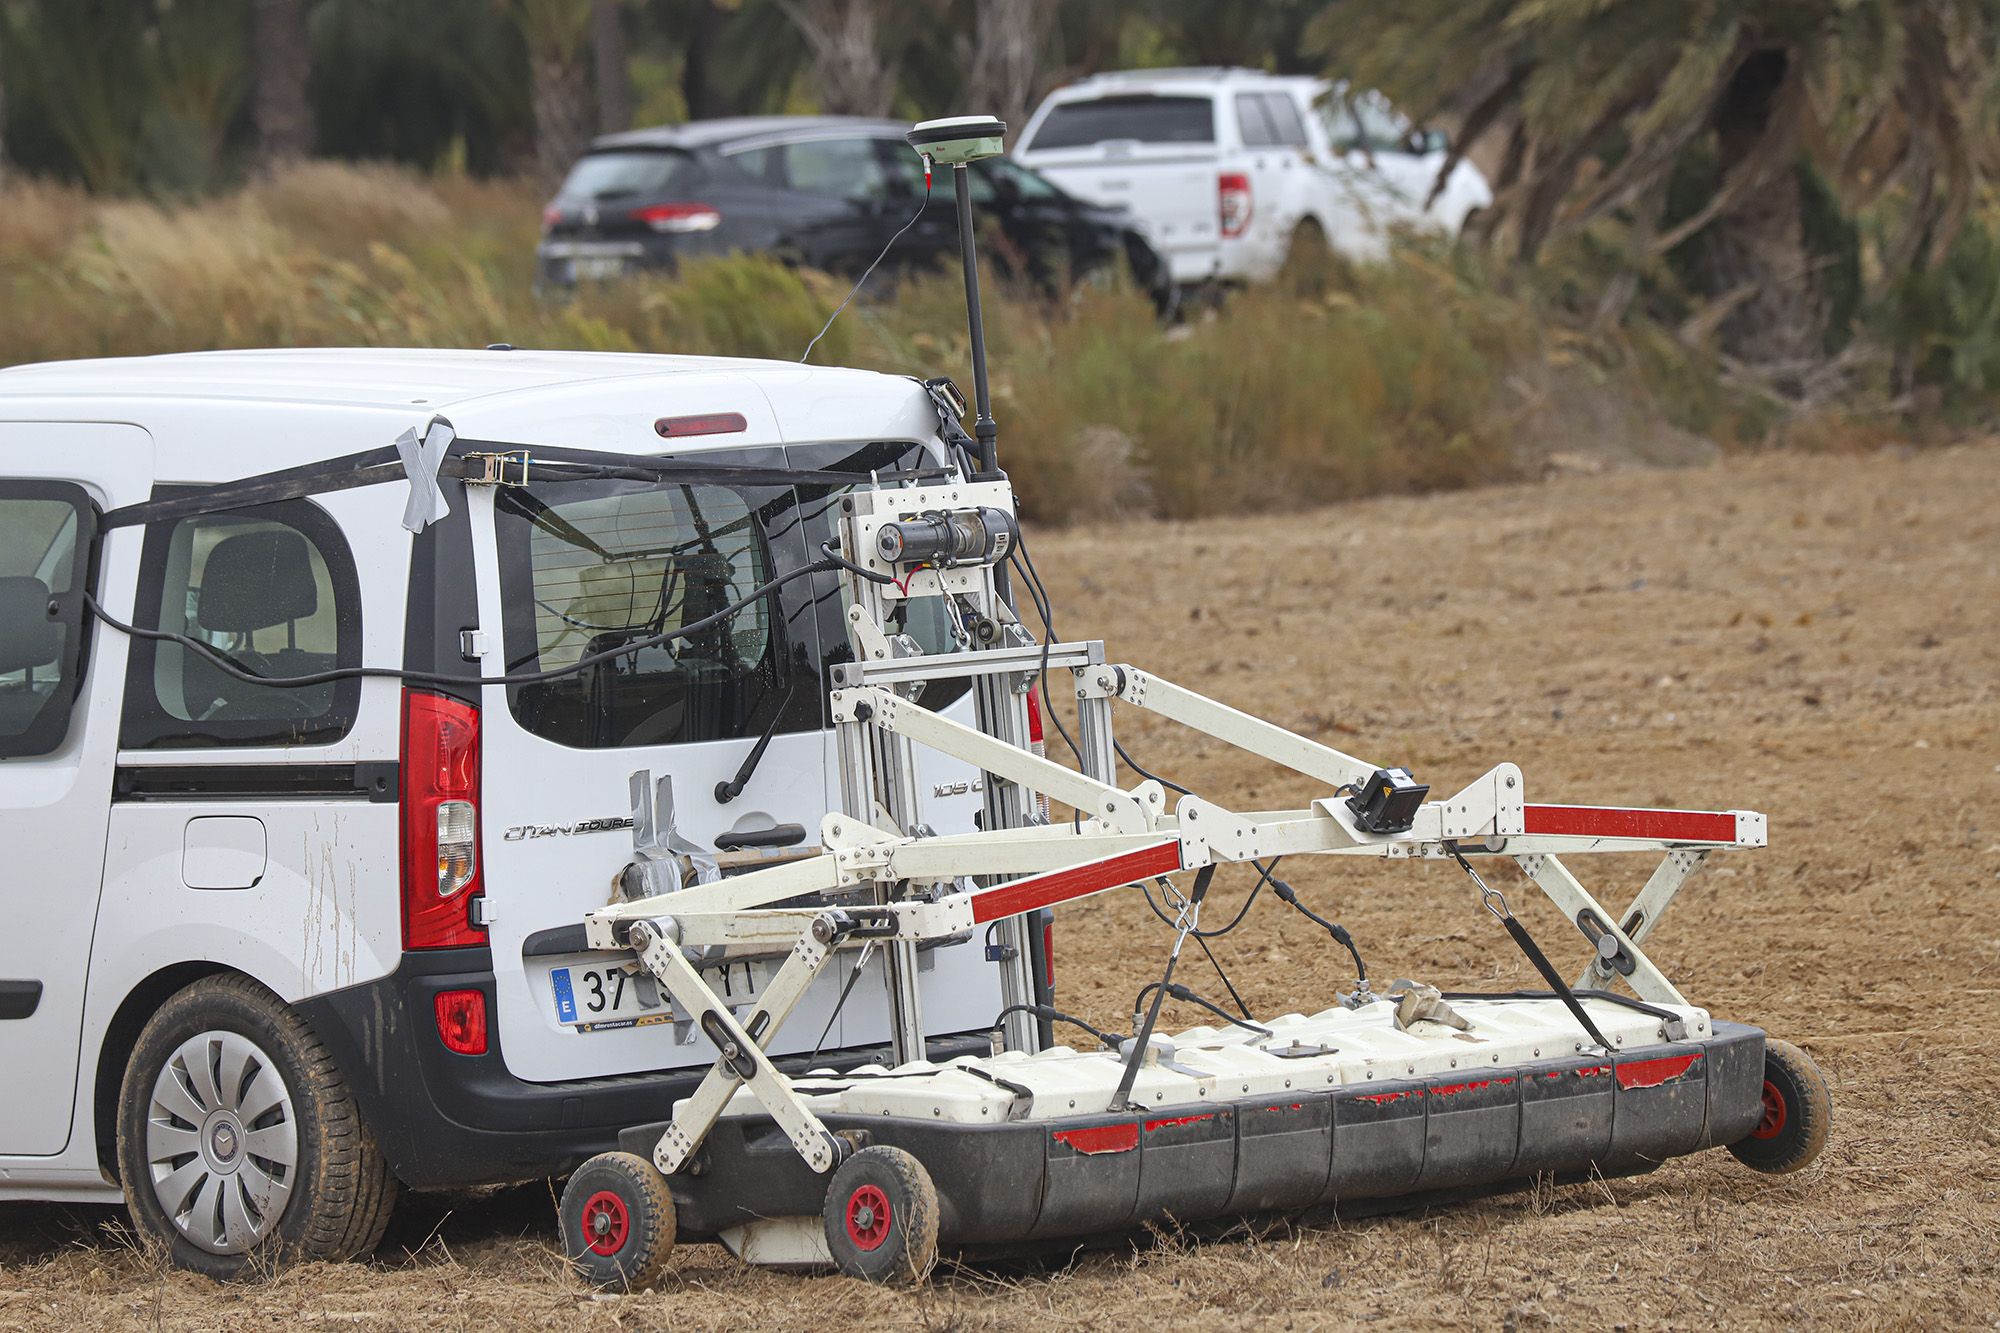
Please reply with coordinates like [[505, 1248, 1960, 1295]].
[[874, 506, 1017, 568]]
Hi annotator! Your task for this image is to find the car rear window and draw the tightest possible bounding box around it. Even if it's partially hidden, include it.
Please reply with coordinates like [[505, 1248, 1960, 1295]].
[[558, 149, 698, 200], [1024, 95, 1215, 151], [496, 479, 815, 749]]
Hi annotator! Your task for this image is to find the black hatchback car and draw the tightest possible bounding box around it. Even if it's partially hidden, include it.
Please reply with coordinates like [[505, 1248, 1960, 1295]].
[[538, 116, 1174, 310]]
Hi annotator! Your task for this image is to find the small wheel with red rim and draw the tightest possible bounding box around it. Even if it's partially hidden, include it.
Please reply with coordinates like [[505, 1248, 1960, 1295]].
[[821, 1145, 939, 1283], [559, 1151, 676, 1288], [1728, 1037, 1830, 1175]]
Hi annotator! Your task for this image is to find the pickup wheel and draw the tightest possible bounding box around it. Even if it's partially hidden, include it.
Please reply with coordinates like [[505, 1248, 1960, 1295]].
[[1280, 220, 1336, 295], [116, 974, 397, 1279]]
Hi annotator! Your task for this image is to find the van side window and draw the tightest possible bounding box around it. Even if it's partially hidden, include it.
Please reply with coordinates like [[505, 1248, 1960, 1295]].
[[0, 483, 94, 758], [120, 500, 361, 749], [496, 481, 806, 748]]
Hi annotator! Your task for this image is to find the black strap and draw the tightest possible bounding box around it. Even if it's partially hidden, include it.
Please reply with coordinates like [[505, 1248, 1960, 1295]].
[[1446, 845, 1616, 1053], [1111, 864, 1216, 1111], [99, 438, 892, 530], [1495, 913, 1617, 1052]]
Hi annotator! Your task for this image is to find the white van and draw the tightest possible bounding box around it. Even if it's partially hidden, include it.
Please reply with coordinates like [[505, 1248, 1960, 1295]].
[[1014, 68, 1492, 284], [0, 348, 1033, 1276]]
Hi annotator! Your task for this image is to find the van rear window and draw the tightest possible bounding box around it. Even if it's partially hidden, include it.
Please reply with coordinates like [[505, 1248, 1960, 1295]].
[[1024, 96, 1215, 151], [496, 480, 814, 749]]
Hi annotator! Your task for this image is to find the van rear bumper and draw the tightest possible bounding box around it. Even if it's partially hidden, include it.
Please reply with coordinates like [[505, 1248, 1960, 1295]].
[[297, 947, 990, 1191]]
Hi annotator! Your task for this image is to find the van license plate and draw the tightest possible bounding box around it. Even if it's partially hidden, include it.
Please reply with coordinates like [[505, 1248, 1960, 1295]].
[[548, 960, 764, 1033]]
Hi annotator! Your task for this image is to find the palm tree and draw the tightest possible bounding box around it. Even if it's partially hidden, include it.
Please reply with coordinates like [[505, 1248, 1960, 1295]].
[[777, 0, 892, 116], [251, 0, 315, 168], [1320, 1, 2000, 374], [961, 0, 1053, 135], [500, 0, 595, 183]]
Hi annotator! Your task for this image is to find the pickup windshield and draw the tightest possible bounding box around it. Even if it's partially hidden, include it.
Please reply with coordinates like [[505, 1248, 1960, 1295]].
[[1025, 95, 1215, 151]]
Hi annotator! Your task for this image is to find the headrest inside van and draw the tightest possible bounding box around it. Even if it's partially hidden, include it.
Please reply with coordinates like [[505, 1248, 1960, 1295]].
[[0, 576, 60, 674], [196, 530, 318, 632]]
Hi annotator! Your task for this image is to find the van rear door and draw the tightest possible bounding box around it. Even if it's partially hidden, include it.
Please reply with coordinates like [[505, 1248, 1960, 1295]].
[[472, 448, 846, 1083], [1016, 92, 1222, 282]]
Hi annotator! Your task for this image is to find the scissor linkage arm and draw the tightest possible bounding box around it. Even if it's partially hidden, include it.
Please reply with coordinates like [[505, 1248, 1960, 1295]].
[[628, 913, 847, 1177]]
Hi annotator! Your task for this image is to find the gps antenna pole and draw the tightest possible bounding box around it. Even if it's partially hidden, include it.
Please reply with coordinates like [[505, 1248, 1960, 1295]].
[[952, 162, 1000, 479], [907, 116, 1009, 480]]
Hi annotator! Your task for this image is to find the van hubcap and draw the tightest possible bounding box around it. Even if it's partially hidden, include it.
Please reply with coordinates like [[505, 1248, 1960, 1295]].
[[144, 1031, 299, 1255]]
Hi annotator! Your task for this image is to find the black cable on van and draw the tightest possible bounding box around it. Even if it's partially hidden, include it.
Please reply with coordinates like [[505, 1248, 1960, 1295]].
[[84, 550, 894, 694]]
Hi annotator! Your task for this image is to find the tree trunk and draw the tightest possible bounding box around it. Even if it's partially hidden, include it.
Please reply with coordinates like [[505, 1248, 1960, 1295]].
[[591, 0, 631, 133], [962, 0, 1051, 135], [251, 0, 314, 169], [778, 0, 892, 117], [681, 0, 725, 120], [0, 25, 10, 191], [532, 47, 595, 183], [1700, 49, 1825, 374]]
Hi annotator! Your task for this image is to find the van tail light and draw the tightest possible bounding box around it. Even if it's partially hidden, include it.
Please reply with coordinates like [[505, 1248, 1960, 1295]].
[[434, 989, 489, 1055], [631, 203, 722, 234], [1219, 173, 1253, 238], [1024, 690, 1049, 820], [400, 689, 487, 951]]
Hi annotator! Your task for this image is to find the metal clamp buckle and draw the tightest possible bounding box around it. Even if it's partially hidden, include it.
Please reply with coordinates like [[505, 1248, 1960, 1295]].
[[465, 450, 531, 487]]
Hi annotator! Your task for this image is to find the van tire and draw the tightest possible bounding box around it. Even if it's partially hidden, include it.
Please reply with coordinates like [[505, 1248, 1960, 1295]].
[[116, 973, 398, 1279]]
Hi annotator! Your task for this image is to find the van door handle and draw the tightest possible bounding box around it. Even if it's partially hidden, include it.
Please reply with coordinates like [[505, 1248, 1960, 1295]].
[[713, 824, 807, 851]]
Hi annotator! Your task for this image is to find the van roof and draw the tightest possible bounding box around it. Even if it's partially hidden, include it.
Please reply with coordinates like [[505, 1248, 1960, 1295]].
[[0, 346, 858, 410], [0, 348, 947, 473]]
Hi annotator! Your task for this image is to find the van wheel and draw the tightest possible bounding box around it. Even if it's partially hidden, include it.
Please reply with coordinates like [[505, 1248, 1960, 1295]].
[[116, 974, 397, 1279]]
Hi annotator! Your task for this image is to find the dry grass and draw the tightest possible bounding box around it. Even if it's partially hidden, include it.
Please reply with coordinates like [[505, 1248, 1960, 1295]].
[[0, 162, 1751, 526], [4, 442, 1997, 1329]]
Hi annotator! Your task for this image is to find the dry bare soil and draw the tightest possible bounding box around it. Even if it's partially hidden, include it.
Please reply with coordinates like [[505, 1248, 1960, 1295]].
[[4, 444, 1996, 1330]]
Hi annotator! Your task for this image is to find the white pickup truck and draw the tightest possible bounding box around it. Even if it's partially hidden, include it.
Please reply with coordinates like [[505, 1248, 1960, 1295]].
[[1013, 67, 1492, 287]]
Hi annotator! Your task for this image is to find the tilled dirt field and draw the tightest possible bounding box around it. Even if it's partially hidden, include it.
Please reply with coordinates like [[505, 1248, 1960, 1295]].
[[3, 443, 1996, 1330]]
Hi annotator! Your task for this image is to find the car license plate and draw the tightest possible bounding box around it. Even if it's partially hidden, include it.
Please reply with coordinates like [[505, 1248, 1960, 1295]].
[[548, 958, 764, 1033], [571, 255, 626, 280]]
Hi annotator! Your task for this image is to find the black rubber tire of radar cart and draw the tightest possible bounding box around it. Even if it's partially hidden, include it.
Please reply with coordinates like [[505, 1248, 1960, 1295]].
[[116, 974, 398, 1280], [1728, 1038, 1832, 1174], [560, 1151, 677, 1289], [822, 1145, 940, 1284]]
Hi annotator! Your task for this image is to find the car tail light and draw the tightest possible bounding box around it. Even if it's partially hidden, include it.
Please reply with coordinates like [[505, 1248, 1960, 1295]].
[[1219, 173, 1253, 238], [1042, 915, 1055, 991], [541, 204, 562, 231], [400, 690, 487, 951], [433, 989, 489, 1055], [631, 203, 722, 234]]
